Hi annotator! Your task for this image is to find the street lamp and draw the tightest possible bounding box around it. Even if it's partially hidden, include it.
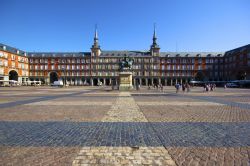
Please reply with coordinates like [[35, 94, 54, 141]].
[[62, 66, 66, 87]]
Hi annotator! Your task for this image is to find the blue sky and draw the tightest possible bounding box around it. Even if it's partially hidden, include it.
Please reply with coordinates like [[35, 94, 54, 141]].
[[0, 0, 249, 52]]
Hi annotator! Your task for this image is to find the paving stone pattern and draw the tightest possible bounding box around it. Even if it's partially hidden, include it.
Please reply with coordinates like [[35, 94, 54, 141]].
[[0, 86, 250, 165]]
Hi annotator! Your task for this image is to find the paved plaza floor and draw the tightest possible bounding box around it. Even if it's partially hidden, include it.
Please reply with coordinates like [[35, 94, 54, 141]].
[[0, 86, 250, 165]]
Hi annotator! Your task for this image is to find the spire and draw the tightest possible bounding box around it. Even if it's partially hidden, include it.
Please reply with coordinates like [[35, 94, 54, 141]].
[[91, 24, 101, 56], [94, 24, 98, 40], [150, 23, 160, 56], [153, 23, 156, 39], [152, 23, 157, 45]]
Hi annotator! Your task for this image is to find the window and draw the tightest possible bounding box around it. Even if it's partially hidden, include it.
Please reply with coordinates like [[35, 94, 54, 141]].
[[0, 68, 4, 74], [11, 55, 15, 60]]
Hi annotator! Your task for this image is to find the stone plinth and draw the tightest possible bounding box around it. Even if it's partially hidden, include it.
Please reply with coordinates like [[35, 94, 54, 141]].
[[119, 71, 133, 91]]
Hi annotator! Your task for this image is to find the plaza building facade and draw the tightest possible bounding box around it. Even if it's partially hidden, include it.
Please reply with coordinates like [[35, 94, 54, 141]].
[[0, 44, 29, 86], [1, 28, 250, 86]]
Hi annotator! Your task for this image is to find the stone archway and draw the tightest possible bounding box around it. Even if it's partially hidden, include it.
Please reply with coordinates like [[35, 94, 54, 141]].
[[195, 71, 205, 81], [49, 72, 58, 84], [9, 70, 18, 81], [93, 78, 98, 86]]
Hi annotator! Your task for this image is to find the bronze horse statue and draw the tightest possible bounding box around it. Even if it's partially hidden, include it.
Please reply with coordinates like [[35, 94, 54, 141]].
[[119, 56, 133, 71]]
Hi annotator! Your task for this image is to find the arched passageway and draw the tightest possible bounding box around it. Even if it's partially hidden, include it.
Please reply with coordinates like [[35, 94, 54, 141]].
[[9, 70, 18, 81], [50, 72, 58, 84]]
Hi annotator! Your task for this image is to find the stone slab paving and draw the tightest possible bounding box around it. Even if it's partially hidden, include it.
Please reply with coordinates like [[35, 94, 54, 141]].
[[26, 101, 113, 106], [73, 91, 176, 165], [137, 101, 224, 106], [141, 105, 250, 122], [101, 92, 148, 122], [166, 147, 250, 166], [0, 87, 250, 165], [73, 147, 176, 166], [0, 146, 81, 166], [0, 105, 110, 122]]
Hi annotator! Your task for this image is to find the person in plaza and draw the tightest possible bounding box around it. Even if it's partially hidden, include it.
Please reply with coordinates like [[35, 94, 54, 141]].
[[211, 84, 214, 91], [175, 83, 180, 93], [159, 83, 163, 92], [186, 83, 190, 92], [213, 84, 216, 90], [203, 84, 206, 92], [182, 83, 186, 92]]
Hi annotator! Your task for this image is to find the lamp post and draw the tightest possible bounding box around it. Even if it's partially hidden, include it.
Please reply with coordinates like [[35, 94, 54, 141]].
[[62, 66, 66, 87]]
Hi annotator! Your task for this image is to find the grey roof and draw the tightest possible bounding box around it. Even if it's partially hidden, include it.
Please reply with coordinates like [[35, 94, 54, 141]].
[[27, 52, 91, 58], [1, 42, 249, 58], [0, 43, 27, 57], [159, 52, 224, 58], [27, 50, 225, 58], [99, 51, 224, 57], [224, 44, 250, 56], [100, 50, 151, 57]]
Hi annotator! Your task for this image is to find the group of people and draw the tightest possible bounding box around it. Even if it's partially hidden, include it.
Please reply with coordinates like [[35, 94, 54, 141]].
[[175, 83, 191, 93], [147, 83, 164, 91], [203, 83, 216, 92]]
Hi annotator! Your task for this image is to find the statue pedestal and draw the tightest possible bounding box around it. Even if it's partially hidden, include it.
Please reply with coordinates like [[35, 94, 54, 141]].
[[119, 71, 133, 91]]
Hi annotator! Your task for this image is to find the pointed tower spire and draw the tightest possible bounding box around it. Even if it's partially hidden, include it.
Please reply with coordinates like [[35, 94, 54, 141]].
[[150, 23, 160, 56], [91, 24, 101, 56], [153, 23, 156, 40], [94, 24, 98, 40]]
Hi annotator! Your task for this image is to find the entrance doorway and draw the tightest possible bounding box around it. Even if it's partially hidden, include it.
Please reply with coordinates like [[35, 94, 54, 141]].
[[50, 72, 58, 84], [9, 70, 18, 81]]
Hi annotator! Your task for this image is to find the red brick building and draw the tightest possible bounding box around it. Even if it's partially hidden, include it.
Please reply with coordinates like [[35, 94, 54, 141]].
[[1, 29, 249, 86]]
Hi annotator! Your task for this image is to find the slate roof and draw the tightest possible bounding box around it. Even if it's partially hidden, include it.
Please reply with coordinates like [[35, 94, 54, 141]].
[[28, 52, 90, 58], [159, 52, 224, 58], [224, 44, 250, 56], [0, 43, 27, 57], [100, 51, 151, 57], [1, 43, 249, 58]]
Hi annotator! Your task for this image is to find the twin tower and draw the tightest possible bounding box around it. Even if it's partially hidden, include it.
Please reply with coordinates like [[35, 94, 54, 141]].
[[91, 25, 160, 57]]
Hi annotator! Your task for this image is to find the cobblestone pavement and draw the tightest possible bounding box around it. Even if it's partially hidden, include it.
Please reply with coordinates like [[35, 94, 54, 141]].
[[101, 92, 148, 122], [73, 147, 175, 166], [0, 86, 250, 165]]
